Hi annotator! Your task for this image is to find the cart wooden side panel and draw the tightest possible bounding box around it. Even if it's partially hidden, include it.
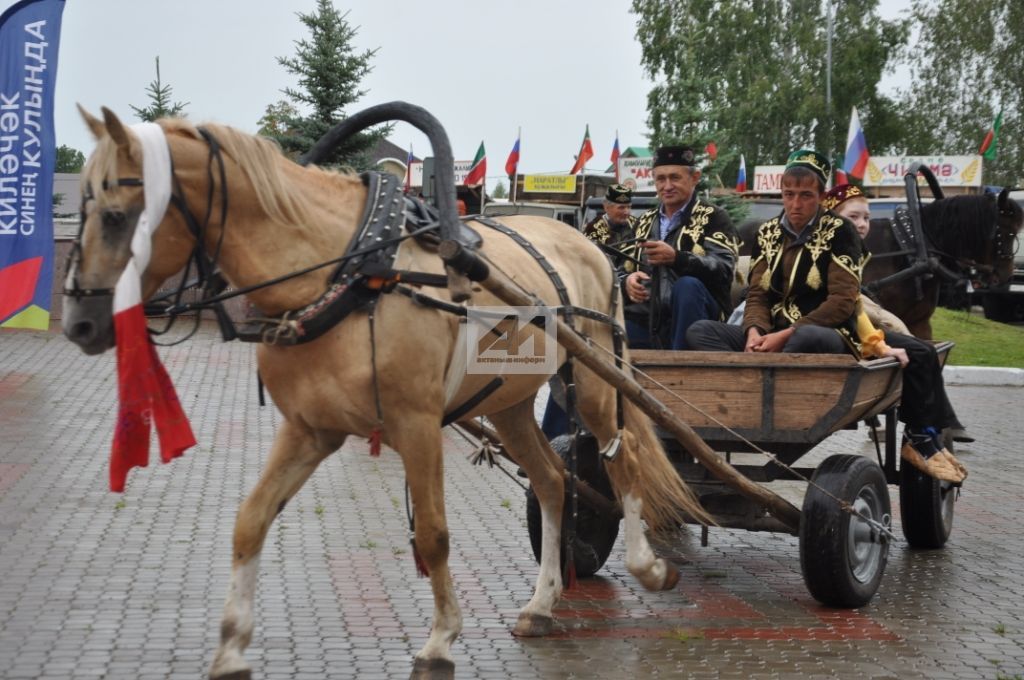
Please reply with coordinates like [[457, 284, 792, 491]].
[[631, 350, 903, 457]]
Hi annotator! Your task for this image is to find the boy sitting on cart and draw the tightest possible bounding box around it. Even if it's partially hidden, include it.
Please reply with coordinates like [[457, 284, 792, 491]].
[[686, 150, 967, 484]]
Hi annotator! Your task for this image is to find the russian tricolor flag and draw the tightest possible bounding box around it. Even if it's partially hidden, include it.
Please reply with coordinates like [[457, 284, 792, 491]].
[[736, 154, 747, 193], [842, 106, 869, 180], [505, 134, 520, 178]]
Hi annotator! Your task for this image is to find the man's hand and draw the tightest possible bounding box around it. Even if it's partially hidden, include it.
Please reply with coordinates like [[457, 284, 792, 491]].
[[744, 327, 764, 352], [625, 271, 651, 303], [640, 240, 676, 266], [752, 327, 794, 353], [883, 346, 909, 367]]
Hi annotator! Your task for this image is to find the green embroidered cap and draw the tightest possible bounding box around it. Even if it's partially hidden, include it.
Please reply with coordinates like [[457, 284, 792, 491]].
[[785, 149, 831, 187]]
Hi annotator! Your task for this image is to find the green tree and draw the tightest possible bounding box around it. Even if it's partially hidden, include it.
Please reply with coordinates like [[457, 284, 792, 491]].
[[269, 0, 389, 168], [631, 0, 906, 183], [130, 56, 188, 122], [257, 100, 300, 137], [901, 0, 1023, 186], [492, 180, 508, 199], [55, 144, 84, 173]]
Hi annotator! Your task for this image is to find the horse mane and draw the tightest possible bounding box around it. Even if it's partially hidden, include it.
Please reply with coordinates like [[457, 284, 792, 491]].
[[159, 119, 351, 228], [920, 194, 997, 258]]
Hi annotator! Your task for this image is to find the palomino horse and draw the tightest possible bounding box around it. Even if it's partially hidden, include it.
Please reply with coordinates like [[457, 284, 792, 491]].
[[62, 107, 707, 679], [862, 191, 1023, 339]]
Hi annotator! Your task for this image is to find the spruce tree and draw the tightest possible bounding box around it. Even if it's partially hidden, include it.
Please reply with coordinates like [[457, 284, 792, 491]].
[[130, 57, 188, 122], [270, 0, 389, 168]]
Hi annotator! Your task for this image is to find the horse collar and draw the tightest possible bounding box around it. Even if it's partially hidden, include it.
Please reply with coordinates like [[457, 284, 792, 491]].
[[237, 171, 409, 345]]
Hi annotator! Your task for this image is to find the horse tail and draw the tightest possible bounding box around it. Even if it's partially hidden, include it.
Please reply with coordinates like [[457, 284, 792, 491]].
[[616, 397, 713, 529]]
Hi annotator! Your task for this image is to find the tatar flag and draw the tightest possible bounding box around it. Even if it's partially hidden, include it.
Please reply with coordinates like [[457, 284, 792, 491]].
[[835, 169, 849, 186], [569, 125, 594, 175], [705, 141, 718, 161], [505, 135, 520, 179], [404, 144, 413, 192], [0, 0, 66, 329], [464, 141, 487, 187], [736, 154, 747, 193], [842, 106, 870, 180], [979, 109, 1002, 161], [109, 123, 195, 492]]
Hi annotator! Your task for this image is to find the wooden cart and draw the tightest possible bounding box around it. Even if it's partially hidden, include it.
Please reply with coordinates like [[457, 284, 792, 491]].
[[522, 343, 958, 608]]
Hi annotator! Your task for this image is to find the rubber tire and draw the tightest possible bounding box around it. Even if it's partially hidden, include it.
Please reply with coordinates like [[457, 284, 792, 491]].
[[899, 466, 956, 549], [525, 434, 619, 578], [799, 454, 891, 608]]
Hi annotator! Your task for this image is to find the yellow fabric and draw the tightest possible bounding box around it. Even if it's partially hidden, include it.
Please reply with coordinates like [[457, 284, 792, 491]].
[[855, 299, 890, 359]]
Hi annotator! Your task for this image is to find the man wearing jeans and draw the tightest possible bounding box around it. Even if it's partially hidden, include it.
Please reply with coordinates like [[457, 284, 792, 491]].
[[618, 145, 739, 349]]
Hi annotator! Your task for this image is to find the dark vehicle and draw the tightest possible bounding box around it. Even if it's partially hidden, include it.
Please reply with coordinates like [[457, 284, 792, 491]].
[[581, 195, 660, 227], [481, 201, 581, 228]]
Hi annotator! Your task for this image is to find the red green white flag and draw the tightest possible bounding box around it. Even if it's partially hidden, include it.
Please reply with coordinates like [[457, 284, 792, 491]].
[[463, 141, 487, 186], [979, 109, 1002, 161], [569, 125, 594, 175]]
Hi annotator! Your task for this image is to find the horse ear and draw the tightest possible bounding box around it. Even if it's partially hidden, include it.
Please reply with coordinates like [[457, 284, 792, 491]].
[[100, 106, 131, 150], [998, 187, 1010, 211], [77, 104, 105, 140]]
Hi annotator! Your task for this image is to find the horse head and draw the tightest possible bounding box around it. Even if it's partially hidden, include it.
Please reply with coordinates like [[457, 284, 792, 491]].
[[920, 190, 1023, 290], [62, 107, 196, 354]]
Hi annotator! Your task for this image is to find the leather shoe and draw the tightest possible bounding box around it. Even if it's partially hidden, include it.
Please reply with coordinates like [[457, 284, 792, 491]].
[[947, 427, 975, 444], [901, 443, 966, 484]]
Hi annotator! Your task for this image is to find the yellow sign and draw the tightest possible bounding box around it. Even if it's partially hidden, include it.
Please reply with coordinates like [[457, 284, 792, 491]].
[[524, 174, 577, 193]]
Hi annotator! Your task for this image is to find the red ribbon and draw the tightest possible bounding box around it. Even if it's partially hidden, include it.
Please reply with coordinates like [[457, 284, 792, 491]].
[[110, 305, 195, 492]]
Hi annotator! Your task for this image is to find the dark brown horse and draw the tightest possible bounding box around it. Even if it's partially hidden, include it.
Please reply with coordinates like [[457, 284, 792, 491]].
[[862, 189, 1022, 339], [737, 190, 1023, 339]]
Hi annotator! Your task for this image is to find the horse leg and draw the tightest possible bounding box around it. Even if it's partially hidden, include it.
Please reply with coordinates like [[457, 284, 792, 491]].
[[487, 397, 565, 637], [209, 421, 331, 680], [576, 369, 700, 592], [389, 416, 461, 679]]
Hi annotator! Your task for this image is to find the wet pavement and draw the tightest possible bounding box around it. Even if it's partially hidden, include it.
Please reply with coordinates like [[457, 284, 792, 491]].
[[1, 323, 1023, 679]]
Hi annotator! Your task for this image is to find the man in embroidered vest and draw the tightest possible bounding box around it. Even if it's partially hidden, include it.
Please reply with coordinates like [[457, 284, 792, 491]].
[[619, 145, 740, 349], [686, 149, 865, 354], [584, 183, 635, 245], [583, 184, 636, 269]]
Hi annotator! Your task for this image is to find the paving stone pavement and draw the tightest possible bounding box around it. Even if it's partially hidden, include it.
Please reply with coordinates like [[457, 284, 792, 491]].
[[1, 324, 1023, 680]]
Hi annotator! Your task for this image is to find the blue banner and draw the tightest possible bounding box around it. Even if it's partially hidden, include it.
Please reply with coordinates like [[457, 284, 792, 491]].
[[0, 0, 65, 329]]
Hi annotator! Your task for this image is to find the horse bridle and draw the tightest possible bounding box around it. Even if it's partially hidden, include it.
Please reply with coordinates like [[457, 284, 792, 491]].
[[940, 197, 1020, 288], [64, 176, 144, 300], [64, 128, 234, 341]]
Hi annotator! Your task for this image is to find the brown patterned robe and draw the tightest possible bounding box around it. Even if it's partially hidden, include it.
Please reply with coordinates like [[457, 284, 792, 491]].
[[743, 210, 867, 354]]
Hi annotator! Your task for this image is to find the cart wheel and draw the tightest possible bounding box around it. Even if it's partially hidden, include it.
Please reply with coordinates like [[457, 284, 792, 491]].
[[899, 466, 956, 549], [799, 454, 891, 608], [525, 434, 619, 578]]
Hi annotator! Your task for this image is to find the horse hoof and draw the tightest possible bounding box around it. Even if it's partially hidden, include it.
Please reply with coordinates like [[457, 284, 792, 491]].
[[512, 612, 553, 637], [410, 657, 455, 680], [211, 671, 251, 680], [661, 562, 680, 591]]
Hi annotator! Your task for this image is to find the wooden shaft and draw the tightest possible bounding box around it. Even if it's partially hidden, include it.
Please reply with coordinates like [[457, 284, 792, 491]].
[[472, 262, 802, 533]]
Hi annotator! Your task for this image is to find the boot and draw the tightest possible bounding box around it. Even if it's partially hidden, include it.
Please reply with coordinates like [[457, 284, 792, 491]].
[[900, 443, 966, 484]]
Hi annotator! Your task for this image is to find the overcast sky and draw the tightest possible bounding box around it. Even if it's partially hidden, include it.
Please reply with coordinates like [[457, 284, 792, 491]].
[[6, 0, 912, 183]]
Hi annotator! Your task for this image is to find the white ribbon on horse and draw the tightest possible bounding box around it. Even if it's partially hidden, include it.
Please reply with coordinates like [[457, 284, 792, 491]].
[[109, 122, 195, 492]]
